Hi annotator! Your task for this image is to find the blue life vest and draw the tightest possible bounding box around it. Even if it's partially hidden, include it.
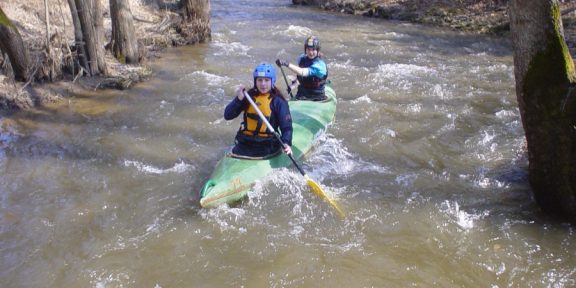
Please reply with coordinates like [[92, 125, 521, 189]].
[[296, 57, 328, 101]]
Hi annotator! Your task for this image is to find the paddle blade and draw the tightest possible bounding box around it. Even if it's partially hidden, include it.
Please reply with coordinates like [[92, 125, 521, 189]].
[[305, 175, 345, 218]]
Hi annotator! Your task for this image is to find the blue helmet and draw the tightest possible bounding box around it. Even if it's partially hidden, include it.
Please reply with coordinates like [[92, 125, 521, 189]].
[[253, 63, 276, 87]]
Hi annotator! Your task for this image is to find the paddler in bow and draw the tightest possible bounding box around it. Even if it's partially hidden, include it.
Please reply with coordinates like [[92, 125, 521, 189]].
[[224, 63, 293, 159]]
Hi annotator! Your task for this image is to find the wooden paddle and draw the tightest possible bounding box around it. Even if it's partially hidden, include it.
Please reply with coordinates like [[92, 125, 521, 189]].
[[242, 90, 345, 217]]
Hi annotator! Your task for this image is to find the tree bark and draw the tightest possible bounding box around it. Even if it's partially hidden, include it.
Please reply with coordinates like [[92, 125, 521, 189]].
[[0, 6, 30, 82], [110, 0, 139, 64], [71, 0, 107, 76], [181, 0, 211, 44], [67, 0, 90, 75], [509, 0, 576, 220], [44, 0, 50, 52], [93, 0, 107, 74]]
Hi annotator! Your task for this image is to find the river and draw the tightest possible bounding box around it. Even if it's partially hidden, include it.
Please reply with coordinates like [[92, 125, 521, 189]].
[[1, 0, 575, 287]]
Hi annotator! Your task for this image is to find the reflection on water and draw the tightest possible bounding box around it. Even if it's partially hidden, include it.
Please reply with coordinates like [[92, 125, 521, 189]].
[[1, 0, 575, 287]]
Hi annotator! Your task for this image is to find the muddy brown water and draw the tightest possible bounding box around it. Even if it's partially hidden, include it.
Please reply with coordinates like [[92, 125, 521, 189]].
[[1, 0, 575, 287]]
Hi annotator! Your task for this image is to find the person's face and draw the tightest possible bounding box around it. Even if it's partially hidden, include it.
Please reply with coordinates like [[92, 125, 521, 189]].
[[256, 77, 272, 93], [305, 47, 318, 59]]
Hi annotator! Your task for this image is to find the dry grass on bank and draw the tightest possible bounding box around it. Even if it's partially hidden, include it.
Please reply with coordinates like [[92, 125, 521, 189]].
[[0, 0, 185, 110]]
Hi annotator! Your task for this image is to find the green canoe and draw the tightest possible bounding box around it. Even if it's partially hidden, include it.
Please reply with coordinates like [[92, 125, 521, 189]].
[[199, 84, 337, 208]]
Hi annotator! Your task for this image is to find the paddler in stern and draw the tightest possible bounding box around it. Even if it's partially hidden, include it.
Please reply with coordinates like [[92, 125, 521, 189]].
[[276, 35, 328, 101]]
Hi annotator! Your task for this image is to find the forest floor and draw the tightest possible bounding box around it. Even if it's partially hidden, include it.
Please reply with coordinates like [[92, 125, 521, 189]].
[[1, 0, 576, 110]]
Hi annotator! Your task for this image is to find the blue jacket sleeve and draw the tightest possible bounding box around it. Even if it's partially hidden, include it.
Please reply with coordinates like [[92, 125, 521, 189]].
[[224, 97, 245, 120], [273, 97, 293, 146], [297, 54, 327, 79], [308, 59, 327, 79]]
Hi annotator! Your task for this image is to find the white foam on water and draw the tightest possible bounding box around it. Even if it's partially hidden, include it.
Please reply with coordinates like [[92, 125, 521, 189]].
[[479, 130, 496, 146], [306, 133, 390, 183], [203, 205, 249, 233], [371, 127, 397, 139], [329, 59, 358, 71], [274, 24, 313, 37], [439, 200, 488, 230], [375, 63, 436, 78], [495, 108, 518, 119], [368, 63, 437, 92], [383, 31, 407, 39], [182, 70, 230, 86], [405, 103, 422, 113], [212, 41, 251, 56], [211, 29, 237, 43], [92, 271, 131, 288], [458, 171, 509, 189], [209, 118, 225, 125], [428, 83, 452, 99], [395, 173, 418, 187], [123, 160, 193, 174], [487, 63, 511, 73], [351, 94, 372, 104]]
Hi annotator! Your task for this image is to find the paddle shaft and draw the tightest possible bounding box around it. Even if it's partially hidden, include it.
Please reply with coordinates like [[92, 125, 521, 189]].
[[278, 65, 295, 99], [242, 90, 305, 175]]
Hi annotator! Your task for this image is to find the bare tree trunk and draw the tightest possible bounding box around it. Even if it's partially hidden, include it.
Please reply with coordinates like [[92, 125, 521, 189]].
[[0, 6, 30, 82], [181, 0, 211, 44], [67, 0, 90, 75], [509, 0, 576, 220], [44, 0, 50, 52], [74, 0, 98, 75], [93, 0, 107, 74], [71, 0, 107, 76], [110, 0, 139, 64]]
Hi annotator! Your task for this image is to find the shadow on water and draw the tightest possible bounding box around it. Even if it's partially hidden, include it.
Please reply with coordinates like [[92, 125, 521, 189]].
[[1, 81, 233, 166]]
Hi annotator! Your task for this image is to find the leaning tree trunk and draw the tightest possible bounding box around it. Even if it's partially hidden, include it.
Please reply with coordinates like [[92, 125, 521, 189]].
[[509, 0, 576, 220], [71, 0, 107, 76], [0, 6, 30, 82], [181, 0, 211, 44], [110, 0, 139, 64]]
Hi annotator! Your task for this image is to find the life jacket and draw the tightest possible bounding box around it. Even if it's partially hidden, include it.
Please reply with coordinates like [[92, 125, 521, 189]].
[[240, 92, 274, 138], [297, 56, 328, 90]]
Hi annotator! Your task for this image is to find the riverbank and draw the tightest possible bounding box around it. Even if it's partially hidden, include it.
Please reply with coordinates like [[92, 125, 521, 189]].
[[294, 0, 576, 55], [0, 0, 195, 110]]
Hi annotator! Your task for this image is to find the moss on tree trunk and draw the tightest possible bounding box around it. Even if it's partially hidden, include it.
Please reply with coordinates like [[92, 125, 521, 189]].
[[0, 7, 30, 82], [510, 0, 576, 221]]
